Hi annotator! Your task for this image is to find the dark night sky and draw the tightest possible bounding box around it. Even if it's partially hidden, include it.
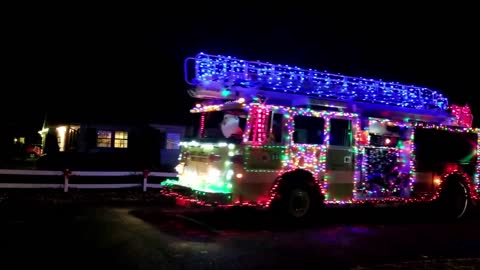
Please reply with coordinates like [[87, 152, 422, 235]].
[[4, 3, 479, 130]]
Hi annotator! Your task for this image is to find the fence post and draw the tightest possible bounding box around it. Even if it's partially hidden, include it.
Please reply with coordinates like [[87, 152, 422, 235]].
[[143, 169, 149, 192], [63, 169, 71, 192]]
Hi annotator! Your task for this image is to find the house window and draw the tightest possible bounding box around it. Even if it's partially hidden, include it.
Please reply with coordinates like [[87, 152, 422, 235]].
[[114, 131, 128, 148], [96, 130, 128, 148], [166, 133, 180, 149], [97, 131, 112, 148]]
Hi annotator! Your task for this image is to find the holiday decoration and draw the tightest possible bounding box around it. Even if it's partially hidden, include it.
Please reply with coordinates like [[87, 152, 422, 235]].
[[450, 104, 473, 128], [190, 52, 449, 110], [163, 52, 480, 211], [221, 113, 242, 138]]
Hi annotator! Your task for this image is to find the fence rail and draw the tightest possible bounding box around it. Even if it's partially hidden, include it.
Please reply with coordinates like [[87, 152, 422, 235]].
[[0, 169, 177, 192]]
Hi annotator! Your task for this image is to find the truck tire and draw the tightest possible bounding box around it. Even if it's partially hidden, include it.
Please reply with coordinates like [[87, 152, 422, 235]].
[[285, 186, 312, 219], [272, 181, 323, 222], [438, 180, 470, 220]]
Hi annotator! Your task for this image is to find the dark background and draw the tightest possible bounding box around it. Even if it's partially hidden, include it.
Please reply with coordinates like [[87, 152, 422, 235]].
[[4, 3, 478, 130]]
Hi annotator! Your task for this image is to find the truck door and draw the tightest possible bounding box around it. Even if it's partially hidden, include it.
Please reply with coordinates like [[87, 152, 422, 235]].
[[326, 118, 355, 202]]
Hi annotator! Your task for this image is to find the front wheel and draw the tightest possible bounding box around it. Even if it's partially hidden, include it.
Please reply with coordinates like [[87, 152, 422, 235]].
[[287, 188, 311, 219], [271, 184, 322, 221]]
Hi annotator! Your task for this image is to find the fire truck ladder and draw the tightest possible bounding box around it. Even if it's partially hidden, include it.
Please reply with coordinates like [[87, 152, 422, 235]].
[[184, 52, 449, 111]]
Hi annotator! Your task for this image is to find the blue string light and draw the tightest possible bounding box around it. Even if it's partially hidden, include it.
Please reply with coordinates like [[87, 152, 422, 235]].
[[190, 52, 448, 111]]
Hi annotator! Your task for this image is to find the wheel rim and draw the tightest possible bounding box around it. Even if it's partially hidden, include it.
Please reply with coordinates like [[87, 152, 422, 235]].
[[288, 189, 310, 218]]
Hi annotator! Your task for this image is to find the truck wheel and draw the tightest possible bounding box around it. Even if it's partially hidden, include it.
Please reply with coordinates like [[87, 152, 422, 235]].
[[272, 183, 321, 221], [287, 188, 311, 218], [438, 181, 469, 220]]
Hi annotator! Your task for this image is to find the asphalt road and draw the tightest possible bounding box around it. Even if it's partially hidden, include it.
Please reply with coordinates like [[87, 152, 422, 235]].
[[1, 202, 480, 270]]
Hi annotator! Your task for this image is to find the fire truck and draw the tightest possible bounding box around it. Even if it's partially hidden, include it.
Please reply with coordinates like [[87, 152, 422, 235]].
[[162, 52, 479, 220]]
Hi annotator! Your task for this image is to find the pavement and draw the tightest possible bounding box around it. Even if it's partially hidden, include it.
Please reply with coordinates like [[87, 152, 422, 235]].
[[354, 258, 480, 269], [1, 192, 480, 269]]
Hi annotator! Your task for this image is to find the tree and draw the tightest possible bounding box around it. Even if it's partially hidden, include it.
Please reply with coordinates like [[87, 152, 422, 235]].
[[44, 131, 59, 155]]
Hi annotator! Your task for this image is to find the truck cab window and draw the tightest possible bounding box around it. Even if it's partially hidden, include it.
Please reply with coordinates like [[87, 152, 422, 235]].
[[267, 112, 284, 143], [329, 118, 352, 147], [293, 115, 324, 145]]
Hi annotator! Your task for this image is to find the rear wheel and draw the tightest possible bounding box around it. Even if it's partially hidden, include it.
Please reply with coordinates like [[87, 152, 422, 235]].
[[438, 181, 469, 220]]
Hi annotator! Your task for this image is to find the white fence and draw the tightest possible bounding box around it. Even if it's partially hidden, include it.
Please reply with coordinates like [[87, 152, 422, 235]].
[[0, 169, 177, 192]]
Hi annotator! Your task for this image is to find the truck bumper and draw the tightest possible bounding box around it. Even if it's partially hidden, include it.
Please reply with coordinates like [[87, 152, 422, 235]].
[[161, 184, 234, 207]]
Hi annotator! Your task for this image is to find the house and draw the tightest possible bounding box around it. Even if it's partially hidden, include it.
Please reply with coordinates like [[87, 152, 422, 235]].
[[38, 121, 187, 171]]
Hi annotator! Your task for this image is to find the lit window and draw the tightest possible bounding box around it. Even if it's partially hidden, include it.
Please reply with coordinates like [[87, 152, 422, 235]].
[[114, 131, 128, 148], [166, 133, 180, 149], [97, 131, 112, 147]]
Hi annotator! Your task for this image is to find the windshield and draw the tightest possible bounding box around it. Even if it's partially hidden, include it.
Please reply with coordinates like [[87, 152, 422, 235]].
[[188, 109, 247, 142]]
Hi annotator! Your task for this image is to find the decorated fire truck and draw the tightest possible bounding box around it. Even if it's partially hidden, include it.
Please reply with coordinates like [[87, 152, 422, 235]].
[[162, 52, 478, 220]]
